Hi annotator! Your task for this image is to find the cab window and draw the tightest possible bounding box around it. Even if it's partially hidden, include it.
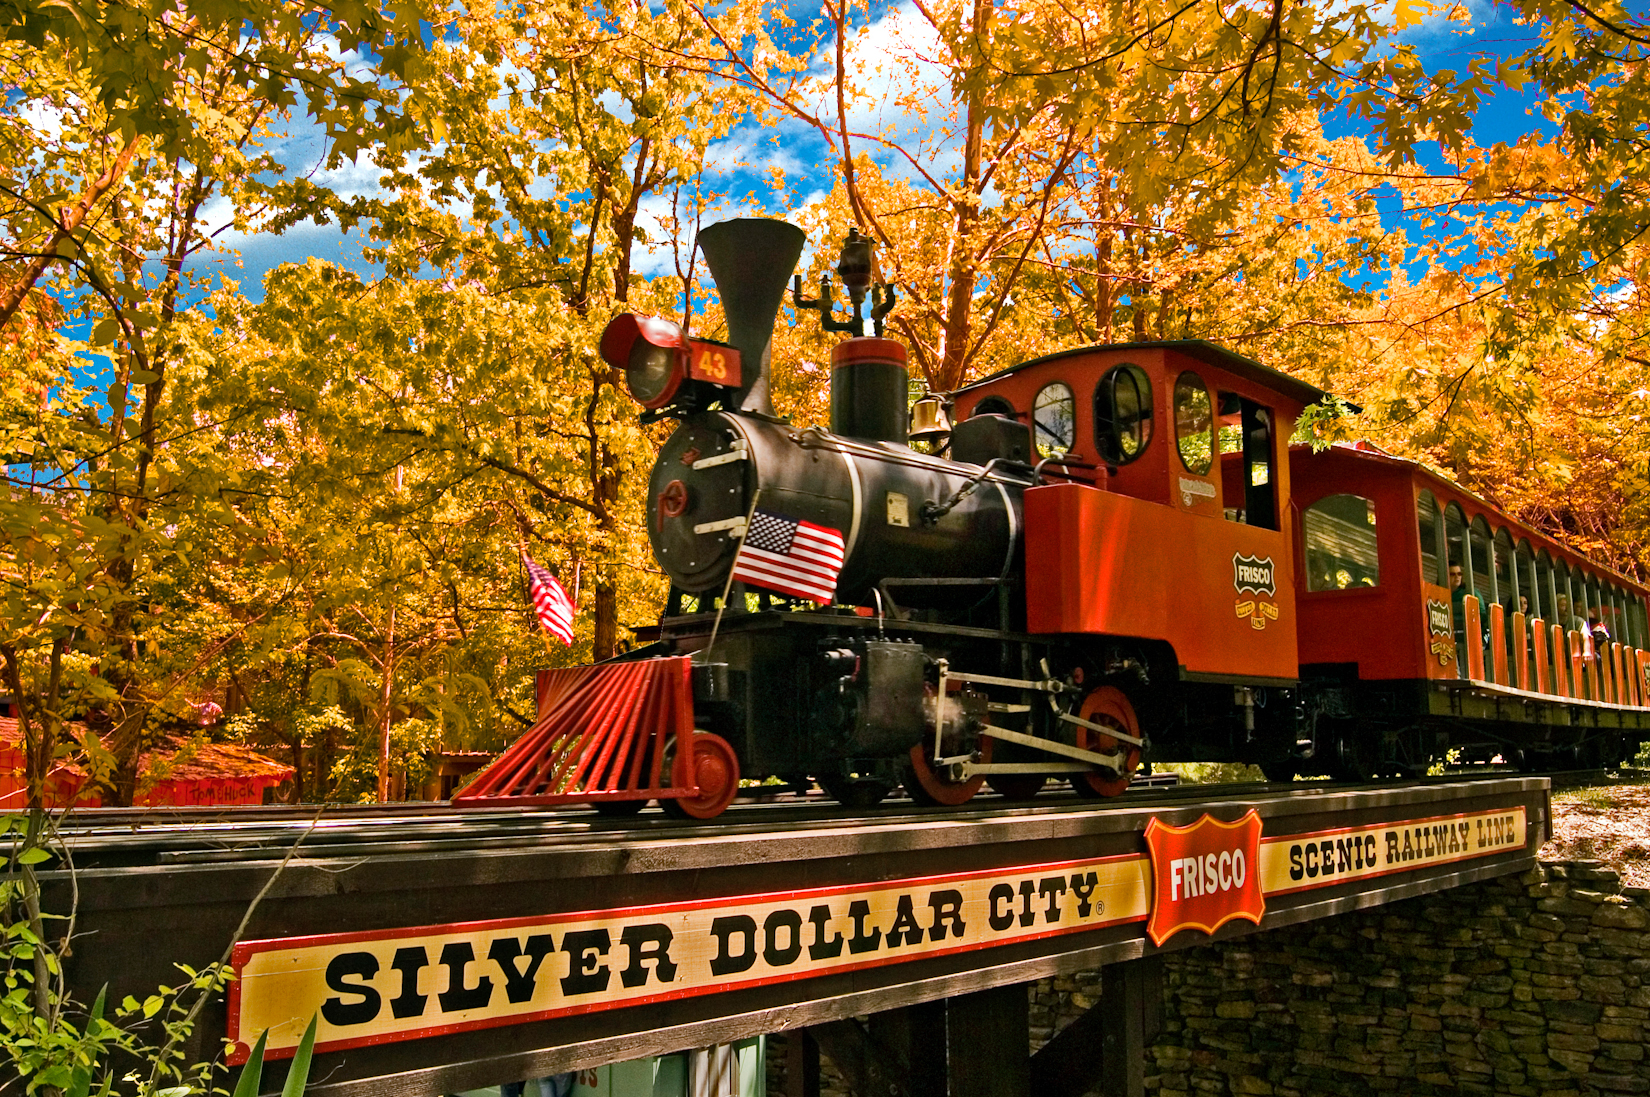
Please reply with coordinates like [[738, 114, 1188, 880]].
[[1032, 382, 1075, 457], [1218, 393, 1277, 530], [1093, 365, 1152, 465], [1304, 494, 1379, 590], [972, 395, 1014, 418], [1417, 490, 1443, 586], [1173, 372, 1213, 475]]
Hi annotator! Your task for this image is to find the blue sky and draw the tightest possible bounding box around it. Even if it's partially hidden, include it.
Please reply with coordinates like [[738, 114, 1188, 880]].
[[189, 0, 1569, 308]]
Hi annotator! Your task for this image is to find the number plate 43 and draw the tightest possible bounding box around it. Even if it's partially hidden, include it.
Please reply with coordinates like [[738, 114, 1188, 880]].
[[687, 339, 742, 388]]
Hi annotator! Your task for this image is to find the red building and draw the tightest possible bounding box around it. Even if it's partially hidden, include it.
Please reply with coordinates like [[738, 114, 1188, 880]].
[[0, 718, 294, 809]]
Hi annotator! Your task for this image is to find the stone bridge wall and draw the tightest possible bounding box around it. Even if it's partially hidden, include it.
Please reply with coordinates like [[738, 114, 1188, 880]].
[[1041, 859, 1650, 1097]]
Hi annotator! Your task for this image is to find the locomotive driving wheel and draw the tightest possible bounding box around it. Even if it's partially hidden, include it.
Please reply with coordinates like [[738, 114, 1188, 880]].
[[904, 737, 992, 807], [662, 731, 741, 820], [1070, 685, 1142, 798]]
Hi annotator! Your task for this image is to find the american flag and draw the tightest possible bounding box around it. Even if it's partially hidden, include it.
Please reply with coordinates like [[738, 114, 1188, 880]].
[[731, 510, 845, 605], [523, 554, 575, 645]]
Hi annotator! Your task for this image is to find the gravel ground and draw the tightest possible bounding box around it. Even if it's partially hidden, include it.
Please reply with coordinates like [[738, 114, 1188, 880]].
[[1542, 781, 1650, 887]]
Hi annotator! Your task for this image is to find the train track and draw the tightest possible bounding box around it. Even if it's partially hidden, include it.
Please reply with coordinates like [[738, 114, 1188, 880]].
[[22, 766, 1590, 871]]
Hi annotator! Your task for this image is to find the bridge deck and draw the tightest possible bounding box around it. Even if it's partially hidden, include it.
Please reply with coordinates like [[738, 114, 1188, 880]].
[[42, 777, 1547, 1096]]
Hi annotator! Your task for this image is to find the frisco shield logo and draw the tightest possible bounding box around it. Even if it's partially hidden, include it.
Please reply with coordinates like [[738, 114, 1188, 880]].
[[1426, 599, 1455, 666], [1144, 810, 1265, 946], [1232, 553, 1276, 597]]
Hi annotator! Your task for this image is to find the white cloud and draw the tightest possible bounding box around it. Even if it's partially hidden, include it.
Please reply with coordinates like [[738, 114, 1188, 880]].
[[797, 2, 961, 184]]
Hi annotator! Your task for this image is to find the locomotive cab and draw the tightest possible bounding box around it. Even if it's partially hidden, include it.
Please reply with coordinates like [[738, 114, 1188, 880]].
[[950, 344, 1325, 772]]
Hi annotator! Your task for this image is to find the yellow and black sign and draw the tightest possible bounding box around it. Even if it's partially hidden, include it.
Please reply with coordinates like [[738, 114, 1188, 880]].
[[1426, 599, 1455, 667], [230, 853, 1151, 1063], [230, 806, 1528, 1062]]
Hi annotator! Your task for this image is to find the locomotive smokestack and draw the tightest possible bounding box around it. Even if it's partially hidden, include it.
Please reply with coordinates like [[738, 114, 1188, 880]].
[[697, 218, 806, 417]]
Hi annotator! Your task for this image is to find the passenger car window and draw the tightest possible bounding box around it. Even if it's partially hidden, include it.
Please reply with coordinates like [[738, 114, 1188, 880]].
[[1536, 551, 1553, 622], [1093, 365, 1152, 465], [1304, 494, 1379, 590], [1173, 372, 1213, 475], [1470, 516, 1494, 602], [1032, 382, 1075, 457], [1517, 541, 1536, 619], [1494, 528, 1515, 612]]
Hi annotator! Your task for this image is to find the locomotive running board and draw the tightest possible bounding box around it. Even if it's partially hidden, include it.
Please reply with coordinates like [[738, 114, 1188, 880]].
[[453, 657, 698, 807]]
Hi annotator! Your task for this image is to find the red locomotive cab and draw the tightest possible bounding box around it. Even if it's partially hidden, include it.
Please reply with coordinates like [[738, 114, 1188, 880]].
[[953, 341, 1326, 683]]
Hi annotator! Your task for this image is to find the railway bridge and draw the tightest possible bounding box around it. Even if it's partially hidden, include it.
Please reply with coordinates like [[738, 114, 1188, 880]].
[[43, 776, 1547, 1097]]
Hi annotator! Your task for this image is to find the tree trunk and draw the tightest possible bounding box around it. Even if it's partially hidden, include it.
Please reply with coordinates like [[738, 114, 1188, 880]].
[[936, 8, 988, 392], [289, 735, 305, 805], [377, 602, 397, 802], [591, 438, 622, 659]]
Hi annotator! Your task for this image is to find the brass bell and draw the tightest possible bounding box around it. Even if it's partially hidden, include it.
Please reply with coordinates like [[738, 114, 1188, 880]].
[[909, 396, 952, 443]]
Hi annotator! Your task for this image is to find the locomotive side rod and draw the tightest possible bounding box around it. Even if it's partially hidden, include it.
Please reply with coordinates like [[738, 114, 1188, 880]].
[[933, 661, 1133, 777], [974, 725, 1128, 769], [1058, 710, 1147, 748], [945, 668, 1066, 692]]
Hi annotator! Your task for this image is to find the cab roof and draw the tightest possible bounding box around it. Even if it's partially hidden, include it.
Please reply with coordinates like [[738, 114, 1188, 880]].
[[955, 339, 1334, 410]]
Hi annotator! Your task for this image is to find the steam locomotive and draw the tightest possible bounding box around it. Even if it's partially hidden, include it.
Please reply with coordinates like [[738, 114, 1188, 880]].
[[456, 218, 1650, 819]]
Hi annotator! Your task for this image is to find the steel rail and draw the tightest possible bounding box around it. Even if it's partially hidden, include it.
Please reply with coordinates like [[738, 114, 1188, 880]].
[[23, 767, 1579, 872]]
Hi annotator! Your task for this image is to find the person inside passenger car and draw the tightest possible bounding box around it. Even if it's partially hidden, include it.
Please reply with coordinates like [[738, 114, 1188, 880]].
[[1591, 616, 1611, 656], [1557, 594, 1586, 633]]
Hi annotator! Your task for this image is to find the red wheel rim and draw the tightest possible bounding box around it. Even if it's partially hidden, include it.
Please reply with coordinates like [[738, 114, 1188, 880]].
[[671, 732, 740, 819], [1072, 686, 1141, 798], [907, 737, 990, 807]]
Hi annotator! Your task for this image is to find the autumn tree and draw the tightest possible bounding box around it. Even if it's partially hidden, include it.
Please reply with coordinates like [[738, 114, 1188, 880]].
[[187, 261, 646, 801], [0, 1, 447, 809], [309, 0, 769, 660]]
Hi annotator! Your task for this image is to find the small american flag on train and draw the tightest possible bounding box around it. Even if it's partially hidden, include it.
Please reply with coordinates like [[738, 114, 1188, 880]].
[[523, 554, 575, 645], [731, 510, 845, 605]]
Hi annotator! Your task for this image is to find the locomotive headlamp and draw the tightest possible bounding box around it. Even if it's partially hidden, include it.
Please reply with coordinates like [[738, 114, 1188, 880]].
[[599, 312, 742, 411], [626, 339, 679, 405], [601, 313, 687, 408]]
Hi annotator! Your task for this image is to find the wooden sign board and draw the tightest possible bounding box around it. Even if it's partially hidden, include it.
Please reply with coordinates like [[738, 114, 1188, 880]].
[[231, 804, 1528, 1061]]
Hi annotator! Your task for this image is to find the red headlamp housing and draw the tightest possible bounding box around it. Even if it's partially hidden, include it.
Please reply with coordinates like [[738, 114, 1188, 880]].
[[598, 313, 742, 410]]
